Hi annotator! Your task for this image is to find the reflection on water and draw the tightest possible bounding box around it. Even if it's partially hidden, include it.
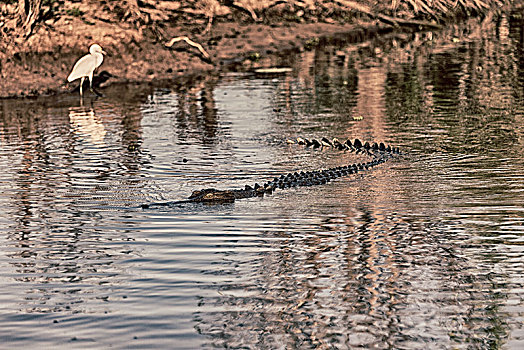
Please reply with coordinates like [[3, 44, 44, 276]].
[[1, 12, 524, 349], [69, 107, 107, 145]]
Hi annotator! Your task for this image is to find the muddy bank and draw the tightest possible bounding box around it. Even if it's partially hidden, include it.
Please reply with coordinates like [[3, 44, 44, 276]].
[[0, 20, 391, 98], [0, 0, 515, 99]]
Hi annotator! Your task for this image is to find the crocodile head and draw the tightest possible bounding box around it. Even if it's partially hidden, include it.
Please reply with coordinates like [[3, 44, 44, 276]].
[[188, 188, 236, 203]]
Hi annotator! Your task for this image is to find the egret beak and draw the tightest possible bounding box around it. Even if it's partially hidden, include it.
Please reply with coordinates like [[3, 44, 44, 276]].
[[102, 50, 107, 55]]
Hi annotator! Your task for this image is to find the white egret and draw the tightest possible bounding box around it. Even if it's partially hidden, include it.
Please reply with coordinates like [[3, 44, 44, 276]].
[[67, 44, 107, 96]]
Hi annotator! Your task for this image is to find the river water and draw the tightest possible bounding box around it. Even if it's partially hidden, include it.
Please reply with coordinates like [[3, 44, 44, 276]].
[[1, 14, 523, 349]]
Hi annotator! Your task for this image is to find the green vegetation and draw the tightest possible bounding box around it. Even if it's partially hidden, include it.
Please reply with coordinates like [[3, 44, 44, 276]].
[[246, 52, 261, 62], [65, 7, 83, 17], [304, 37, 319, 51]]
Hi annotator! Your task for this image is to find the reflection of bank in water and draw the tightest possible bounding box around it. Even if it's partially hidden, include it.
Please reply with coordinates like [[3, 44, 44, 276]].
[[68, 107, 107, 144]]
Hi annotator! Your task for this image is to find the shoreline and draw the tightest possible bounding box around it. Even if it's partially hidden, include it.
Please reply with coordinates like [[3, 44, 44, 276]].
[[1, 20, 396, 99], [0, 1, 516, 99]]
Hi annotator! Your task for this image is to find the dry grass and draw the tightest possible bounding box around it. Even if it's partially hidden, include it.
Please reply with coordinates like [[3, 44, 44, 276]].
[[385, 0, 510, 19], [0, 0, 512, 46]]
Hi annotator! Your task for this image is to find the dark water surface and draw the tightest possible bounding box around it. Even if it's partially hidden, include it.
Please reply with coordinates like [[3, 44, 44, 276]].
[[1, 14, 523, 349]]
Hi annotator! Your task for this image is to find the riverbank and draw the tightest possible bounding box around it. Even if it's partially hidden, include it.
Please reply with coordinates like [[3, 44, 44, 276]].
[[0, 0, 514, 99]]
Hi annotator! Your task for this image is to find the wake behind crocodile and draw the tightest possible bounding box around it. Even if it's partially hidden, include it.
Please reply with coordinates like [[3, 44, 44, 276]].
[[141, 137, 401, 208]]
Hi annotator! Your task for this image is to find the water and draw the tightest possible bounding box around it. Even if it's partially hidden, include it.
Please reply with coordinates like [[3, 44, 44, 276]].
[[1, 14, 523, 349]]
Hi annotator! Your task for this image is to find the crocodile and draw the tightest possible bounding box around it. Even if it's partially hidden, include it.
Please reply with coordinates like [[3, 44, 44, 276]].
[[141, 137, 400, 208]]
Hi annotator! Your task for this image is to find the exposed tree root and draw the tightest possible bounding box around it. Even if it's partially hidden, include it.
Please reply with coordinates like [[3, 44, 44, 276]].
[[334, 0, 442, 29], [223, 0, 260, 21], [17, 0, 42, 37]]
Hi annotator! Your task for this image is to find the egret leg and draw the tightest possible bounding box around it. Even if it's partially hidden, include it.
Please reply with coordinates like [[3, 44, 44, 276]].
[[79, 77, 85, 96], [89, 73, 104, 97]]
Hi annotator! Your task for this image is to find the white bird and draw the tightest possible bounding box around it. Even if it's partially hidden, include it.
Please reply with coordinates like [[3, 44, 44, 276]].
[[67, 44, 107, 96]]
